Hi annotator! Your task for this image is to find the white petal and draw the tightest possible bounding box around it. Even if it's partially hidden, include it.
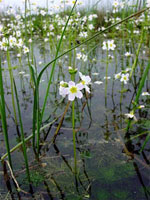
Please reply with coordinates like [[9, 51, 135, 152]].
[[79, 72, 83, 79], [85, 86, 90, 93], [68, 81, 75, 87], [85, 76, 91, 84], [76, 83, 84, 90], [76, 91, 83, 99], [68, 93, 75, 101]]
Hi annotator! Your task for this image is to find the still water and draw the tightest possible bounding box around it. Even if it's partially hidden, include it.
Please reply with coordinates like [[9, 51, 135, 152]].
[[0, 38, 150, 199]]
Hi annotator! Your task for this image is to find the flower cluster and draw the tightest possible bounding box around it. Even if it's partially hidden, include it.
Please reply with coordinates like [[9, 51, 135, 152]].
[[59, 72, 91, 101], [0, 35, 29, 54], [114, 68, 131, 84]]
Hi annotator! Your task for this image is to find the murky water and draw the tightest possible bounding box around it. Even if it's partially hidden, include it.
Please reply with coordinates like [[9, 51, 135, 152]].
[[0, 36, 150, 199]]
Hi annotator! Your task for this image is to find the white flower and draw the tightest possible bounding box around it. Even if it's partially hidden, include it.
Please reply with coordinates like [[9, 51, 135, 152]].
[[114, 72, 121, 80], [88, 14, 93, 21], [102, 40, 116, 51], [125, 112, 137, 121], [147, 0, 150, 7], [16, 31, 21, 37], [59, 81, 68, 98], [104, 76, 111, 80], [67, 81, 83, 101], [79, 31, 88, 38], [120, 73, 129, 84], [0, 37, 8, 51], [16, 38, 23, 48], [19, 71, 25, 75], [113, 0, 119, 7], [94, 81, 103, 85], [76, 53, 82, 59], [102, 41, 107, 50], [28, 39, 32, 43], [9, 36, 17, 47], [108, 55, 114, 59], [89, 24, 94, 30], [125, 68, 131, 72], [108, 40, 116, 50], [40, 10, 46, 16], [44, 38, 49, 42], [82, 54, 87, 62], [125, 52, 131, 57], [138, 105, 145, 109], [49, 24, 54, 31], [141, 92, 150, 96], [79, 72, 91, 93], [23, 46, 29, 54], [17, 53, 21, 58], [92, 73, 99, 76]]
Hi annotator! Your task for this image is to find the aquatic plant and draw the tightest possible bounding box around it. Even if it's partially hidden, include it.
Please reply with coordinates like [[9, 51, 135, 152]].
[[0, 0, 150, 197]]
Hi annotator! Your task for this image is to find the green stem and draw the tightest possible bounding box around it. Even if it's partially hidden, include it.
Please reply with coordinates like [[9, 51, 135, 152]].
[[13, 80, 31, 183], [0, 58, 12, 167], [72, 100, 77, 174], [7, 50, 17, 124], [105, 49, 109, 103]]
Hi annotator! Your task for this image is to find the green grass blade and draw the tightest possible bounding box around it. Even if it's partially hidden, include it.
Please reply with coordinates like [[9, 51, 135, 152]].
[[13, 79, 31, 183], [40, 0, 78, 120], [29, 65, 37, 151], [140, 133, 150, 152], [0, 57, 12, 167], [126, 62, 150, 131], [129, 28, 144, 78]]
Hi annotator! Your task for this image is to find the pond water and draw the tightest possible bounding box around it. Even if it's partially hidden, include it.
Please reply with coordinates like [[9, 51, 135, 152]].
[[0, 37, 150, 199]]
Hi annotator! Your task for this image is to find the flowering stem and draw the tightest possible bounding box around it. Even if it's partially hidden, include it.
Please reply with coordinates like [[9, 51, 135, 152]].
[[105, 49, 109, 105], [72, 100, 77, 174], [7, 50, 17, 124], [71, 70, 77, 174]]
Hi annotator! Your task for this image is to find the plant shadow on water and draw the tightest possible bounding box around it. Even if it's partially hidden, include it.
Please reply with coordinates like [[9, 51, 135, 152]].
[[0, 1, 150, 199]]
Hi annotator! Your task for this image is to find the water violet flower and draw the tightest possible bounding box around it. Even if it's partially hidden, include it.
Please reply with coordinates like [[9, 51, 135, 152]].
[[79, 72, 91, 93], [120, 73, 129, 84], [67, 81, 83, 101]]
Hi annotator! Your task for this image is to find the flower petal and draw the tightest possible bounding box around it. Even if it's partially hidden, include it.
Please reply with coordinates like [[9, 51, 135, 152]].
[[68, 93, 75, 101], [85, 85, 90, 93], [76, 91, 83, 99], [76, 83, 84, 90], [68, 81, 75, 87], [79, 72, 83, 79]]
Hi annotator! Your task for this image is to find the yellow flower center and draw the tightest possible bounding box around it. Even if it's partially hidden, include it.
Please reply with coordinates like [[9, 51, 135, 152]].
[[70, 86, 77, 93], [123, 77, 127, 80], [82, 80, 85, 85]]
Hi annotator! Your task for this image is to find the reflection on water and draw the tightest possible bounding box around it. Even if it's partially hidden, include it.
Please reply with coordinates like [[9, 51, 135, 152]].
[[0, 39, 150, 199]]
